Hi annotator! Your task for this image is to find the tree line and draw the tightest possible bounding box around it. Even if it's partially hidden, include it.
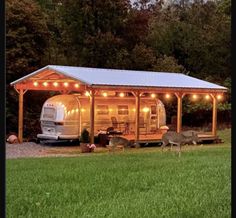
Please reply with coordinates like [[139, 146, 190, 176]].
[[6, 0, 231, 137]]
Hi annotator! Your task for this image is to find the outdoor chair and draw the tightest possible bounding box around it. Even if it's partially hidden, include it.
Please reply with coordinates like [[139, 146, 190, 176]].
[[111, 116, 119, 129]]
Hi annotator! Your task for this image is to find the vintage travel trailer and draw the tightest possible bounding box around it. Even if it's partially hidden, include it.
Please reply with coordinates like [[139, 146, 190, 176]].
[[37, 94, 166, 140]]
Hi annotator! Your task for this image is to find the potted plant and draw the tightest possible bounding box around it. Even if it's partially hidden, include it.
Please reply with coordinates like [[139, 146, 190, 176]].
[[79, 129, 96, 153]]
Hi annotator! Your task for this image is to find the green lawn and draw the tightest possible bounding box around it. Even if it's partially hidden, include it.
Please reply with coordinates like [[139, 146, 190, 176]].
[[7, 129, 231, 218]]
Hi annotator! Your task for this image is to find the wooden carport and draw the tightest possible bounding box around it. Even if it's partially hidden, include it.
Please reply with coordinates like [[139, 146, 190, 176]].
[[10, 65, 227, 143]]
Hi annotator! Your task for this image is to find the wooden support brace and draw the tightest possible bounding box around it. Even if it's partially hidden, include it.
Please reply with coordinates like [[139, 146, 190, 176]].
[[132, 91, 141, 141], [175, 92, 184, 133], [211, 94, 217, 137], [17, 89, 27, 143], [89, 89, 95, 144]]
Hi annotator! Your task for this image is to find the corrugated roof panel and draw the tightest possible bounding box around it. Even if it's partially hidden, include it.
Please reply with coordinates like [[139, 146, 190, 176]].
[[10, 65, 227, 90], [49, 65, 227, 90]]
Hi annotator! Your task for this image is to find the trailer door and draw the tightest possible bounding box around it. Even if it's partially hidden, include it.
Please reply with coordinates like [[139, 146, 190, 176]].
[[150, 105, 158, 132]]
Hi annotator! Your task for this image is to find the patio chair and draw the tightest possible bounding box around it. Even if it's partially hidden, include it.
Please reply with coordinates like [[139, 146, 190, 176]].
[[111, 116, 118, 129]]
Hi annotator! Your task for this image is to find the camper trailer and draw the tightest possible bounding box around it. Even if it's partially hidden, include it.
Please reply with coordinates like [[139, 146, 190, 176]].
[[37, 94, 166, 140]]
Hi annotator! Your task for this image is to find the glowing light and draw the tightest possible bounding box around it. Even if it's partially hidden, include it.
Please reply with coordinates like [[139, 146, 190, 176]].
[[43, 82, 48, 87], [75, 109, 79, 112], [33, 81, 38, 87], [151, 93, 156, 98], [109, 108, 113, 112], [74, 83, 80, 88], [102, 92, 108, 97], [119, 92, 125, 97], [81, 108, 86, 112], [85, 91, 90, 97], [143, 107, 150, 113], [165, 94, 170, 99], [192, 94, 198, 100], [132, 108, 136, 112], [71, 109, 75, 114], [68, 111, 71, 115], [205, 95, 210, 100], [217, 95, 222, 100], [53, 82, 58, 87], [63, 82, 69, 87]]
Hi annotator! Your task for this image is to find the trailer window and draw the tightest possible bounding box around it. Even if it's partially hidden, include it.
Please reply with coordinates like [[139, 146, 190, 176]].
[[151, 106, 157, 115], [97, 105, 109, 115], [43, 107, 56, 119], [118, 105, 128, 115]]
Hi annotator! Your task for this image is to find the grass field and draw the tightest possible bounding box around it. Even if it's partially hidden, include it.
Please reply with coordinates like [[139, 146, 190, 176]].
[[6, 129, 231, 218]]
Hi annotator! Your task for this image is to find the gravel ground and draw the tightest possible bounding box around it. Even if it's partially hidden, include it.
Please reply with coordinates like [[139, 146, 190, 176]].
[[6, 142, 83, 159]]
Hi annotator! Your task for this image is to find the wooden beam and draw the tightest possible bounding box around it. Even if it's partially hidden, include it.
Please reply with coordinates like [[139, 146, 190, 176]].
[[13, 83, 227, 95], [91, 85, 227, 94], [211, 94, 217, 137], [18, 89, 24, 143], [89, 90, 95, 144], [175, 93, 184, 133], [134, 91, 140, 141], [14, 83, 86, 92]]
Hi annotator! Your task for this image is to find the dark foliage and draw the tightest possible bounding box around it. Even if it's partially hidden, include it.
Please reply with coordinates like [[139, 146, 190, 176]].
[[6, 0, 231, 137]]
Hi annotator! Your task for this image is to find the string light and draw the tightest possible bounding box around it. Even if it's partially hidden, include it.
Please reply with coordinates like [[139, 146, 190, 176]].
[[151, 93, 156, 98], [119, 92, 125, 97], [102, 92, 108, 97], [165, 94, 170, 99], [53, 82, 58, 87], [205, 94, 210, 100], [192, 94, 198, 100], [217, 94, 222, 100], [43, 82, 48, 87], [63, 82, 69, 87], [85, 91, 90, 97], [33, 81, 38, 87], [74, 83, 79, 88]]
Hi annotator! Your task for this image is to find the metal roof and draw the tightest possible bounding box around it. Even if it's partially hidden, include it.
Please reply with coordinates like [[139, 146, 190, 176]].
[[11, 65, 227, 90]]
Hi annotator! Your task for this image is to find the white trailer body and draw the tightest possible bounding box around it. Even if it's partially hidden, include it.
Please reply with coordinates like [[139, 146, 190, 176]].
[[37, 94, 166, 140]]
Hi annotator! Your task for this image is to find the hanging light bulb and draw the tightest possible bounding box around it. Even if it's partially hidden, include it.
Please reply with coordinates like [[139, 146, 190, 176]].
[[151, 93, 156, 98], [102, 92, 108, 97], [119, 92, 125, 97], [192, 94, 198, 100], [165, 94, 170, 99], [85, 91, 90, 97], [63, 82, 69, 87], [217, 94, 222, 100], [33, 81, 38, 87], [53, 82, 58, 87], [43, 82, 48, 87], [205, 94, 210, 100], [74, 83, 79, 88]]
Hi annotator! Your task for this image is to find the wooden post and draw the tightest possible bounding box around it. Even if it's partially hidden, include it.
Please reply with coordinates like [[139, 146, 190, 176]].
[[18, 89, 24, 143], [175, 93, 184, 133], [212, 94, 217, 136], [89, 90, 95, 144], [134, 91, 140, 141]]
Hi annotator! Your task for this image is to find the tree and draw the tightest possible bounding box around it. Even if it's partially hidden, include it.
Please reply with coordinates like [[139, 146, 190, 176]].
[[6, 0, 49, 135], [153, 55, 186, 73], [60, 0, 130, 66], [130, 43, 156, 70], [148, 0, 231, 82]]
